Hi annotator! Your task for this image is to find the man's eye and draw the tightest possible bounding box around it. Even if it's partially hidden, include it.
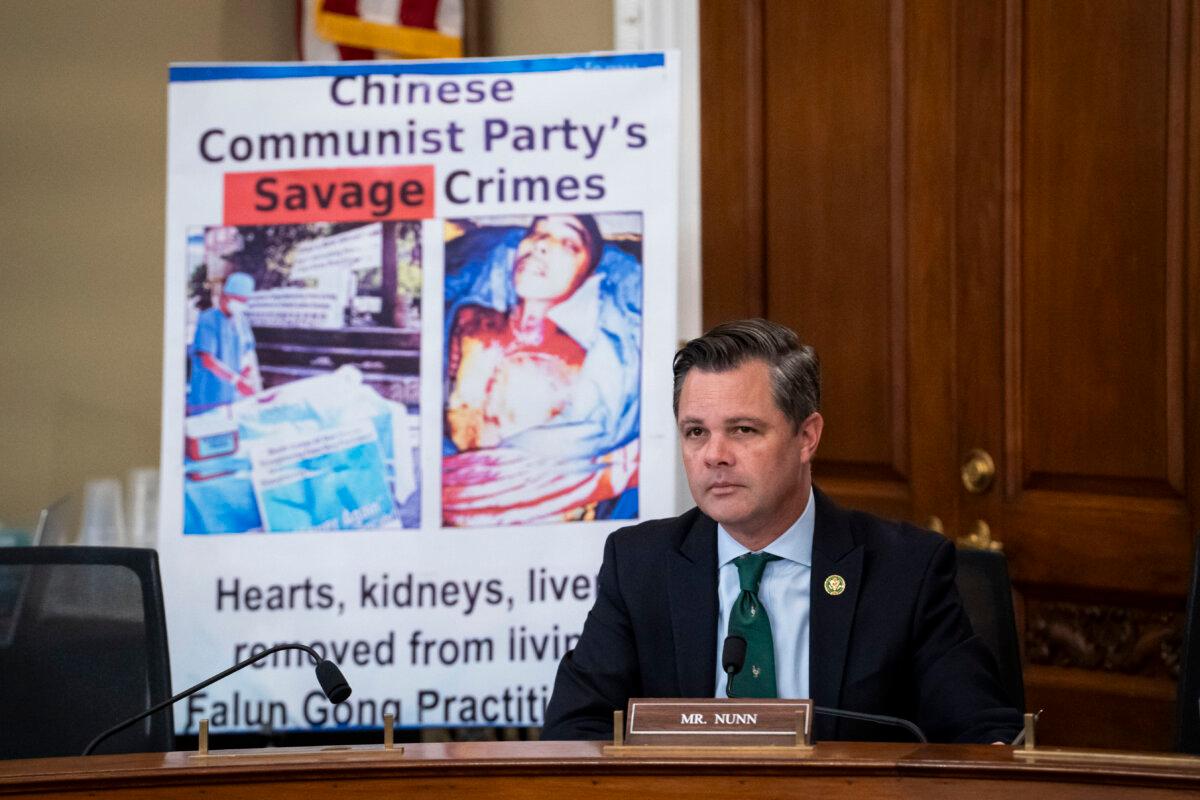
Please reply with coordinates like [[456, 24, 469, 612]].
[[734, 426, 756, 435], [684, 427, 705, 438]]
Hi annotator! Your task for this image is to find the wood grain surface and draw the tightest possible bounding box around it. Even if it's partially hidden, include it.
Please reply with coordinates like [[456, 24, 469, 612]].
[[2, 741, 1199, 800]]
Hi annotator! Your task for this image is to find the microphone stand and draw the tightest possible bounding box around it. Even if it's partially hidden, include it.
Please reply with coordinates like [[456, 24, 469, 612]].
[[83, 643, 349, 756], [813, 706, 927, 743]]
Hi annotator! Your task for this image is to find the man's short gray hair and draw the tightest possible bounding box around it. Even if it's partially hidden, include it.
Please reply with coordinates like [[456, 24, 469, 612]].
[[672, 318, 821, 429]]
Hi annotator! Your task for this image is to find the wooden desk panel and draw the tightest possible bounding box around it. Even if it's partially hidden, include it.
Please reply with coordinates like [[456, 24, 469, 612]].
[[2, 741, 1198, 800]]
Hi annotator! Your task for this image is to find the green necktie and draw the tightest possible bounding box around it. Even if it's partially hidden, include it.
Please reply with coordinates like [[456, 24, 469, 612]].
[[726, 551, 782, 698]]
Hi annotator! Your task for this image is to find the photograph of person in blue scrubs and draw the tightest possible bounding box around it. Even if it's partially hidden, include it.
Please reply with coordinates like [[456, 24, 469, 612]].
[[181, 222, 421, 534], [187, 271, 260, 415]]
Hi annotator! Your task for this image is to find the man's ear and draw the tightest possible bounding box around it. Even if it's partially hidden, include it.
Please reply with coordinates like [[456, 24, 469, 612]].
[[799, 411, 823, 462]]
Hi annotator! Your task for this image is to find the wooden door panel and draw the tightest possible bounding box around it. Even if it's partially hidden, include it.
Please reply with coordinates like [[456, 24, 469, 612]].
[[1020, 0, 1173, 492], [974, 0, 1197, 597], [763, 0, 911, 520], [699, 0, 764, 323], [1007, 495, 1191, 593], [700, 0, 1200, 747], [954, 0, 1008, 545], [904, 0, 960, 533]]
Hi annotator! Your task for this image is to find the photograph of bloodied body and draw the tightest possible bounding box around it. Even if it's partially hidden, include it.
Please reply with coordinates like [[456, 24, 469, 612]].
[[442, 212, 642, 527]]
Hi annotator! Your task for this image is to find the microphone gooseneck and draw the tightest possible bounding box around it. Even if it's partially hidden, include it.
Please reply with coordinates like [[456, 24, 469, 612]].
[[82, 643, 351, 756], [813, 706, 927, 743]]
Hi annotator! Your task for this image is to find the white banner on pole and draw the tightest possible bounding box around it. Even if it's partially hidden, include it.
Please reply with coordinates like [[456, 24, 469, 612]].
[[159, 53, 679, 733]]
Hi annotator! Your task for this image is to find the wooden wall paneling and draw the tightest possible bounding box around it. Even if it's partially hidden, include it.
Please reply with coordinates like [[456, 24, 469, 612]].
[[1023, 664, 1179, 751], [1000, 0, 1024, 534], [994, 0, 1195, 749], [1166, 0, 1189, 502], [1001, 0, 1193, 599], [887, 0, 911, 514], [762, 0, 910, 520], [699, 0, 766, 323], [954, 0, 1008, 547], [1189, 0, 1200, 539], [1019, 0, 1171, 495], [905, 0, 959, 532], [698, 0, 1200, 749]]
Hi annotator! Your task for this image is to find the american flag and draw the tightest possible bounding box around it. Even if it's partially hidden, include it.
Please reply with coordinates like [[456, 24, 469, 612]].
[[299, 0, 463, 60]]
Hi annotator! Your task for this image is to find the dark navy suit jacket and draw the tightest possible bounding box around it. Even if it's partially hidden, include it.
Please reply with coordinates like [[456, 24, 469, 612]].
[[541, 489, 1021, 743]]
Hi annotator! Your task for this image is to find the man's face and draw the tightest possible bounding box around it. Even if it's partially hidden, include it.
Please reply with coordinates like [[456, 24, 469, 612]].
[[677, 359, 823, 547], [513, 215, 593, 302]]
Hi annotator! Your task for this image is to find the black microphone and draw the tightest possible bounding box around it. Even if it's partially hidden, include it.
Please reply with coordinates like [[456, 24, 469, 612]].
[[722, 635, 747, 677], [722, 635, 748, 697], [315, 657, 352, 704], [83, 643, 351, 755], [718, 633, 926, 742]]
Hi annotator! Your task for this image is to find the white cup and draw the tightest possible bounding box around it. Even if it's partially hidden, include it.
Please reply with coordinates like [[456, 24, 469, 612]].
[[78, 478, 127, 546], [127, 467, 160, 549]]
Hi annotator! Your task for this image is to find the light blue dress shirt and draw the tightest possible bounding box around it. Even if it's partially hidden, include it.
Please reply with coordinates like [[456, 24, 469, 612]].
[[713, 488, 814, 698]]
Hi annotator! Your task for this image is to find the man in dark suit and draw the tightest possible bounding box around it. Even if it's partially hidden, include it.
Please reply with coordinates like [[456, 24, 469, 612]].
[[542, 319, 1020, 743]]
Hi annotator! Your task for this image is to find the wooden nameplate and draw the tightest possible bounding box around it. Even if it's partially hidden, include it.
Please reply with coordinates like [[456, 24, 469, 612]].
[[603, 698, 814, 757]]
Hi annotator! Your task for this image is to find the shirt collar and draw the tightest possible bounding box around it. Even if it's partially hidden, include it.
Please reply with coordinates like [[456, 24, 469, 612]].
[[716, 487, 815, 568]]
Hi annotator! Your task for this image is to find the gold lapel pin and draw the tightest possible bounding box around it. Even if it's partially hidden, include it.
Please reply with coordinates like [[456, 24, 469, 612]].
[[824, 574, 846, 596]]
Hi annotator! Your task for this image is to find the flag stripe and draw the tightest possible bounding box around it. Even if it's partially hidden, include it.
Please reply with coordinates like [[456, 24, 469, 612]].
[[400, 0, 439, 29], [315, 6, 462, 58]]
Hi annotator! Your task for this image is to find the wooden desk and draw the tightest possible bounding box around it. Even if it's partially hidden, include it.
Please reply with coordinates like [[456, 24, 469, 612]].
[[2, 741, 1198, 799]]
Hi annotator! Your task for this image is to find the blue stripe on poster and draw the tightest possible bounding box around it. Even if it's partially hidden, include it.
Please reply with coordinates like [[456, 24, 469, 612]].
[[170, 53, 665, 83]]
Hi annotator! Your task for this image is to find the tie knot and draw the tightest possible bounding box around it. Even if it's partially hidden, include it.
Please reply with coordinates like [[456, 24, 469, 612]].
[[734, 551, 780, 592]]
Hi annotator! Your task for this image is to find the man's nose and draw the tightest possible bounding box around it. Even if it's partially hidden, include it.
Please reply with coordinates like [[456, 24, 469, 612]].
[[703, 434, 733, 467]]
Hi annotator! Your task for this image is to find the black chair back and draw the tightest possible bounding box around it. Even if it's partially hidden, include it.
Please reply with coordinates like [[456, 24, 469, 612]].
[[1178, 537, 1200, 754], [0, 547, 173, 759], [955, 547, 1025, 714]]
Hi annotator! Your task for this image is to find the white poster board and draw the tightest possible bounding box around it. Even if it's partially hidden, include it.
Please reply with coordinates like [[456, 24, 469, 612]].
[[160, 53, 679, 733]]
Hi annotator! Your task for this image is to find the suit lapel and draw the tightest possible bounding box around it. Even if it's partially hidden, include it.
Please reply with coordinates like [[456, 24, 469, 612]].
[[809, 488, 863, 711], [667, 511, 718, 696]]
